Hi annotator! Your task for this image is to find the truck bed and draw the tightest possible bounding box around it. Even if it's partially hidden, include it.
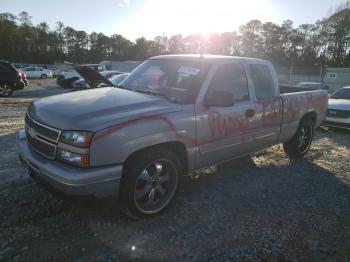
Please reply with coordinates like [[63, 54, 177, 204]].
[[279, 89, 328, 141]]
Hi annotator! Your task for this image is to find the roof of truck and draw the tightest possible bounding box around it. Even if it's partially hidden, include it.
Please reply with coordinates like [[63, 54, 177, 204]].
[[150, 54, 269, 63]]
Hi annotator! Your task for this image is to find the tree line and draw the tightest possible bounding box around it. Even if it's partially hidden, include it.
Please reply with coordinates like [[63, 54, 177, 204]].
[[0, 2, 349, 69]]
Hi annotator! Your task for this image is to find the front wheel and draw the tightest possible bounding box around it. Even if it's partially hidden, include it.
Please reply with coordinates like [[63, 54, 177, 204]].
[[283, 118, 314, 158], [41, 74, 47, 79], [0, 83, 14, 97], [120, 149, 181, 219]]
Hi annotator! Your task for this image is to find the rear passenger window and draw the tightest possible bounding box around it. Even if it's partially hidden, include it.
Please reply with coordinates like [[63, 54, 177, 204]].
[[250, 64, 275, 99], [208, 63, 249, 102]]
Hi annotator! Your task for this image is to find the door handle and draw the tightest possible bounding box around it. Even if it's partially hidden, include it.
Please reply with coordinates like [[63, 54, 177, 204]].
[[245, 109, 255, 118]]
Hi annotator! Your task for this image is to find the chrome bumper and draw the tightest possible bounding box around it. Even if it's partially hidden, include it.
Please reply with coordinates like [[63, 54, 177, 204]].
[[17, 129, 122, 198]]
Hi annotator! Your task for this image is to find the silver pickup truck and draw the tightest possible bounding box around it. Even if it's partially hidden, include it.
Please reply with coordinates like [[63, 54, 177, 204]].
[[18, 55, 328, 218]]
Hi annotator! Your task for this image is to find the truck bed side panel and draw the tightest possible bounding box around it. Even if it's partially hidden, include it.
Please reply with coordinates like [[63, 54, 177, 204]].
[[279, 91, 328, 141]]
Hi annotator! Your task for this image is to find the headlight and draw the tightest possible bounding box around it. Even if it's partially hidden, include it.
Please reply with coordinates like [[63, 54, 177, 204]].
[[57, 149, 89, 168], [60, 131, 93, 147]]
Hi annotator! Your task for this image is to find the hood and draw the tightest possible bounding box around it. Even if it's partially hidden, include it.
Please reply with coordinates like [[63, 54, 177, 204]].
[[328, 99, 350, 111], [74, 66, 113, 87], [28, 87, 181, 132]]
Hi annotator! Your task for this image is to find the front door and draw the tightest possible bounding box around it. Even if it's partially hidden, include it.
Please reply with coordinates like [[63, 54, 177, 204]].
[[195, 63, 257, 167]]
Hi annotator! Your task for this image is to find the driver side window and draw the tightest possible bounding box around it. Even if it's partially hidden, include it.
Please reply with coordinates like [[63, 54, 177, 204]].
[[207, 63, 249, 102]]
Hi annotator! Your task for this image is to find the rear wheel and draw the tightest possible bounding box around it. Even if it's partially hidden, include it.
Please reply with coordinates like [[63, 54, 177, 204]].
[[41, 74, 47, 79], [283, 117, 314, 158], [120, 149, 181, 219], [0, 82, 14, 97]]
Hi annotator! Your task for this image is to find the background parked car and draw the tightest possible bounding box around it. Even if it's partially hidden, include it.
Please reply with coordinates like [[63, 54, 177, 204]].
[[296, 82, 330, 90], [22, 66, 53, 79], [0, 60, 25, 97], [97, 73, 129, 88], [57, 63, 106, 88], [323, 86, 350, 130], [73, 70, 123, 90]]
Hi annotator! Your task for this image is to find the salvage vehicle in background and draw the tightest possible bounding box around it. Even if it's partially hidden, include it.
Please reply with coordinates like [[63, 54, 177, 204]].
[[73, 66, 130, 90], [56, 63, 106, 88], [22, 66, 53, 79], [73, 70, 123, 90], [0, 60, 26, 97], [323, 86, 350, 129], [18, 55, 328, 218]]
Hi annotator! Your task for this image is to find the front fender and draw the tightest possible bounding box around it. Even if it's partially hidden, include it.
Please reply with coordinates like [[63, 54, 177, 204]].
[[89, 114, 195, 166]]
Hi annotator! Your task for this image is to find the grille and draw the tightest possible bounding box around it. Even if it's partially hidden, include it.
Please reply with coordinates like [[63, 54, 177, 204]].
[[26, 130, 56, 159], [25, 114, 61, 159], [25, 114, 60, 142], [326, 109, 350, 119]]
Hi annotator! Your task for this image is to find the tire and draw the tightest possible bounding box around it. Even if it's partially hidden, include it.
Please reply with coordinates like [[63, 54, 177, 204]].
[[41, 74, 47, 79], [120, 149, 181, 219], [0, 82, 14, 97], [283, 117, 314, 158]]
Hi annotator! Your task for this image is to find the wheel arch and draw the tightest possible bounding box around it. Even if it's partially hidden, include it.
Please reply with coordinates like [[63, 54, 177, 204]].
[[0, 80, 14, 86], [123, 141, 189, 175], [301, 111, 317, 127]]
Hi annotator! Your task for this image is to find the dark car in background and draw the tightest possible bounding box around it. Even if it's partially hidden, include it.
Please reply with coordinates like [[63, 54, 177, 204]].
[[73, 70, 123, 90], [0, 60, 26, 97], [57, 63, 107, 88]]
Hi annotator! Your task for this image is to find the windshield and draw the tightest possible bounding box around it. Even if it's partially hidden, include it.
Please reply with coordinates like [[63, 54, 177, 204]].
[[121, 59, 211, 103], [331, 88, 350, 100]]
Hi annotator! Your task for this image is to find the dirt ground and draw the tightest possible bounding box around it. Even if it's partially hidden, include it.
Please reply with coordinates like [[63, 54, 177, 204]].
[[0, 80, 350, 261]]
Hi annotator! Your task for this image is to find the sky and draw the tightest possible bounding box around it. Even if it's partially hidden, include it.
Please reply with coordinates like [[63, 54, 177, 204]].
[[0, 0, 345, 40]]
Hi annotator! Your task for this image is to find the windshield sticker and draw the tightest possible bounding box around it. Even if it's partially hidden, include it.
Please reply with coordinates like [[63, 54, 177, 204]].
[[178, 66, 200, 75]]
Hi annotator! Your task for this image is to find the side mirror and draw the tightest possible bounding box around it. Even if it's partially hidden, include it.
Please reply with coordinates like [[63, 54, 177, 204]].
[[204, 90, 234, 107]]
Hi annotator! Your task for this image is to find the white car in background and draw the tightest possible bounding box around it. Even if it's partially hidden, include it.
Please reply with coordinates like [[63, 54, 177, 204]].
[[22, 66, 53, 79], [323, 86, 350, 130]]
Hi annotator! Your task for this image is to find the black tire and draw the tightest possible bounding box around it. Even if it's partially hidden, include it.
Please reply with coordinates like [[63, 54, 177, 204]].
[[283, 117, 314, 158], [120, 149, 181, 219], [0, 82, 14, 97], [41, 74, 47, 79]]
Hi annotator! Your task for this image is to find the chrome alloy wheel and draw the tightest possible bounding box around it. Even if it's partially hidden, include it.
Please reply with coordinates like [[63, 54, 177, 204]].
[[133, 160, 178, 214], [0, 84, 12, 97]]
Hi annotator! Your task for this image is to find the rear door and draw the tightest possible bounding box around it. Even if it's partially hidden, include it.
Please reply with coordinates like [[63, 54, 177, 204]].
[[249, 63, 282, 148], [196, 62, 257, 167], [35, 67, 44, 78]]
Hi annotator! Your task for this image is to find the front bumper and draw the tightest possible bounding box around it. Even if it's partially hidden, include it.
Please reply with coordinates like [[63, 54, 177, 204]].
[[17, 130, 123, 198], [323, 117, 350, 129]]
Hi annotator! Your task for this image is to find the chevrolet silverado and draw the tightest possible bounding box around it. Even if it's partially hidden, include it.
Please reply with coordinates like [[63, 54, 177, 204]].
[[18, 55, 328, 218]]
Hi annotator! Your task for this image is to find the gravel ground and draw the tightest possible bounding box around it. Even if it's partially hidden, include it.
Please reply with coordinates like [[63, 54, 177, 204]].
[[0, 82, 350, 261]]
